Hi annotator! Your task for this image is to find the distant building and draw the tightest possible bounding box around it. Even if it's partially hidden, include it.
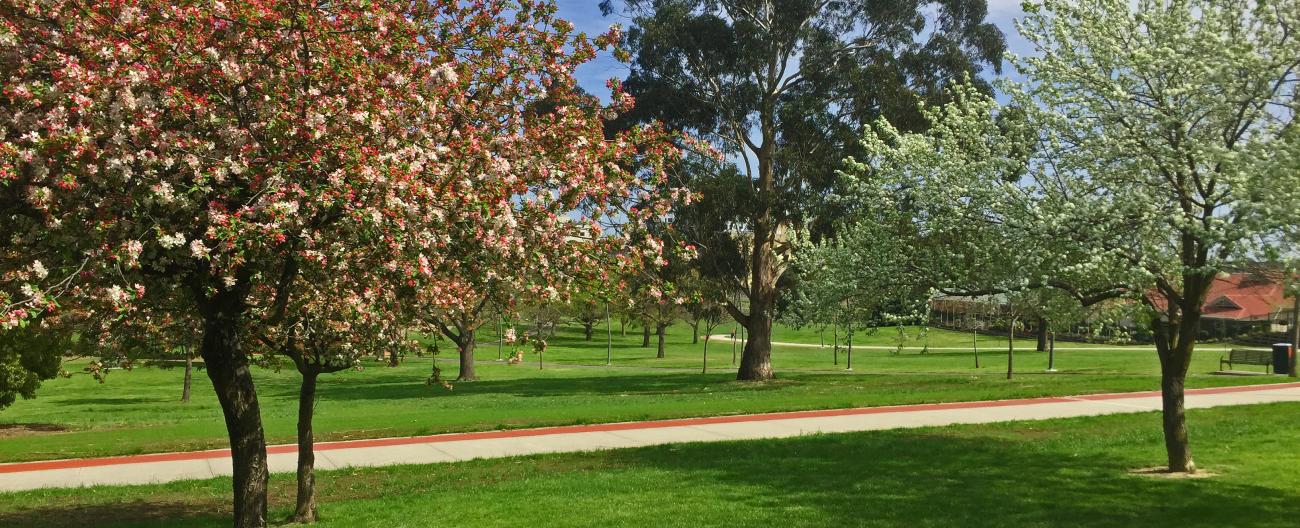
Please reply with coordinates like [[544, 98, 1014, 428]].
[[929, 271, 1297, 341], [1191, 272, 1294, 337]]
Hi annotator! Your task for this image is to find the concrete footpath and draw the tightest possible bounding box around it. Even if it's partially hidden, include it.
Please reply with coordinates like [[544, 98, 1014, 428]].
[[3, 382, 1299, 492]]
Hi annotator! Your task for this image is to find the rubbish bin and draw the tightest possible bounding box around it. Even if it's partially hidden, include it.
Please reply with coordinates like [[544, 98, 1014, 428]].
[[1272, 343, 1293, 375]]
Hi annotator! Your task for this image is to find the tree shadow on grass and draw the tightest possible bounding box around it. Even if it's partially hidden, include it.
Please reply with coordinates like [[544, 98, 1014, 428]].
[[10, 423, 1294, 528], [0, 499, 226, 528], [50, 397, 158, 406], [586, 430, 1299, 528], [295, 372, 817, 402]]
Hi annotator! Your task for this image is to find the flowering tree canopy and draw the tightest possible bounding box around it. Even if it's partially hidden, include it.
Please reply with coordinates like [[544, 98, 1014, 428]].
[[837, 0, 1300, 474], [0, 0, 680, 525]]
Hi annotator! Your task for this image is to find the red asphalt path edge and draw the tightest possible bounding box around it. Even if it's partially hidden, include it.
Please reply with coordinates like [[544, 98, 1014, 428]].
[[4, 381, 1299, 475]]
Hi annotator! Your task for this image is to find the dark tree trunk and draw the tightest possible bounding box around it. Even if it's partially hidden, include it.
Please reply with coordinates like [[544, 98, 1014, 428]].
[[691, 319, 700, 344], [456, 328, 478, 382], [292, 367, 319, 523], [702, 335, 710, 374], [619, 315, 626, 336], [641, 321, 651, 347], [845, 330, 853, 371], [1149, 266, 1213, 474], [1047, 332, 1057, 371], [1160, 366, 1193, 472], [1036, 317, 1048, 352], [833, 324, 838, 365], [1006, 318, 1016, 380], [1152, 311, 1198, 473], [200, 307, 268, 528], [973, 330, 980, 368], [1291, 294, 1299, 377], [583, 322, 594, 341], [737, 298, 773, 380], [731, 327, 737, 364], [656, 323, 668, 358], [181, 351, 193, 403]]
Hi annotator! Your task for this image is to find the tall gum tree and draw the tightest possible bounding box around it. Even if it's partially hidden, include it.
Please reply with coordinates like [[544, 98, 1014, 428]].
[[605, 0, 1006, 380]]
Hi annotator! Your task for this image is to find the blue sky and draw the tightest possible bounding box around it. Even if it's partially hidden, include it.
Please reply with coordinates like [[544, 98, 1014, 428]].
[[556, 0, 1035, 101]]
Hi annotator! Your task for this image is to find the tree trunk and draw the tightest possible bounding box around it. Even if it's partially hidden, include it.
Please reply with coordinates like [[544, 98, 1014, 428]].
[[1150, 268, 1209, 474], [1291, 294, 1298, 377], [702, 335, 710, 374], [619, 315, 626, 336], [1036, 317, 1048, 352], [200, 308, 268, 528], [738, 248, 777, 381], [456, 328, 478, 382], [731, 327, 737, 365], [1006, 318, 1016, 380], [1159, 367, 1193, 472], [292, 368, 319, 523], [181, 351, 193, 403], [656, 323, 667, 358], [691, 319, 700, 344], [1047, 332, 1057, 371], [845, 330, 853, 371], [641, 321, 651, 348], [583, 322, 594, 341], [973, 329, 980, 368]]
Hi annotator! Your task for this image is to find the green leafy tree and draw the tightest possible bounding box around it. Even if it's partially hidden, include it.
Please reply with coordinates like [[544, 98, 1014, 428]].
[[0, 324, 63, 411], [605, 0, 1006, 380]]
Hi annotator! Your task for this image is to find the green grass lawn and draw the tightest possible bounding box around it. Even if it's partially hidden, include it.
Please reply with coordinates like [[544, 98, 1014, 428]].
[[3, 402, 1297, 527], [0, 323, 1276, 463]]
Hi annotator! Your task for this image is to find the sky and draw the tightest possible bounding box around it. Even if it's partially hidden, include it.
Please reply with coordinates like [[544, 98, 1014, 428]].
[[555, 0, 1037, 102]]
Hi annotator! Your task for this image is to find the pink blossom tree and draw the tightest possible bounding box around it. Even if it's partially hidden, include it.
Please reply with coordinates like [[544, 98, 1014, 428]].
[[0, 1, 679, 525], [2, 2, 445, 524]]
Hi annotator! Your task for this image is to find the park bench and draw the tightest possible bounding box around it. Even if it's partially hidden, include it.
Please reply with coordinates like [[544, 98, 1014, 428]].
[[1219, 348, 1274, 374]]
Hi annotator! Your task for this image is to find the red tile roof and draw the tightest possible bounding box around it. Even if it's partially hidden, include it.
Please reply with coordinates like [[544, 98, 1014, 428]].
[[1198, 273, 1293, 321]]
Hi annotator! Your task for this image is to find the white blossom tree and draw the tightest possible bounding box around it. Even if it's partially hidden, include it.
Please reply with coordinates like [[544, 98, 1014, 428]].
[[840, 0, 1300, 474]]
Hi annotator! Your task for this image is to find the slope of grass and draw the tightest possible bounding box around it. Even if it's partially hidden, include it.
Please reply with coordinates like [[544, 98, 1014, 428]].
[[1, 322, 1275, 463], [2, 402, 1297, 527]]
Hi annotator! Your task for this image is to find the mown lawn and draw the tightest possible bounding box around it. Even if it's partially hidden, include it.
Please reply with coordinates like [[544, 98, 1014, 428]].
[[2, 402, 1297, 527], [0, 323, 1273, 463]]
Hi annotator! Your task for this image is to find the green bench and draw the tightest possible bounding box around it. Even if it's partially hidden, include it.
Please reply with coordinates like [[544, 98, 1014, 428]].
[[1220, 349, 1273, 374]]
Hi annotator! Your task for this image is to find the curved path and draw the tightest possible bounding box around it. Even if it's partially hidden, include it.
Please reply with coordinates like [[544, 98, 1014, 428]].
[[2, 381, 1298, 492]]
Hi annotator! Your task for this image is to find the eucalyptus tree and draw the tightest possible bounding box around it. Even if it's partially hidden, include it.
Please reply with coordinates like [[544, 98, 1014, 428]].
[[605, 0, 1006, 380]]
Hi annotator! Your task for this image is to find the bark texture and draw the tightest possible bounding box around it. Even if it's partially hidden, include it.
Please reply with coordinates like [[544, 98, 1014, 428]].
[[292, 369, 319, 523], [455, 328, 477, 382], [1036, 317, 1048, 352], [199, 303, 268, 528]]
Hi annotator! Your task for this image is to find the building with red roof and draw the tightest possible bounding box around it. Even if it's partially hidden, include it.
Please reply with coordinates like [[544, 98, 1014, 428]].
[[1202, 273, 1292, 322]]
